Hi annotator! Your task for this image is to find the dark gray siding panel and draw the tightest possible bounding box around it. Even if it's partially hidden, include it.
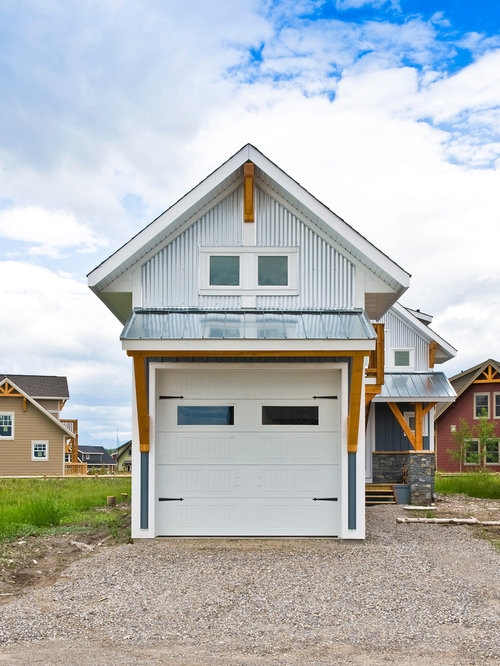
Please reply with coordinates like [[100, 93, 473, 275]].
[[375, 403, 429, 451]]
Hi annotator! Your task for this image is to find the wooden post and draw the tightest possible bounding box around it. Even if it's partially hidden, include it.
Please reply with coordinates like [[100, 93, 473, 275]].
[[133, 356, 150, 453], [414, 402, 423, 451], [429, 341, 438, 368], [107, 496, 116, 506]]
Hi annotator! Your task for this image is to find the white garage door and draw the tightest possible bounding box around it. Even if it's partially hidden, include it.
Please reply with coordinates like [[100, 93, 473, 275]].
[[156, 367, 341, 536]]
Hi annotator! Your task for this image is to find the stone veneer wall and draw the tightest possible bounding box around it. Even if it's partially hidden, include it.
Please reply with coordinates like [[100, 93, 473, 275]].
[[372, 452, 435, 504]]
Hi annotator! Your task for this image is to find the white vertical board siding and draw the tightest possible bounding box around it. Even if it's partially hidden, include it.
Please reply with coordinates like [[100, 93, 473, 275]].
[[381, 309, 429, 370], [142, 189, 243, 308], [255, 187, 355, 309], [142, 184, 355, 310]]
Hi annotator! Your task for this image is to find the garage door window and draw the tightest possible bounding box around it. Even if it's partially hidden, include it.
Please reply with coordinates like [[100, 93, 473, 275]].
[[262, 406, 319, 426], [177, 406, 234, 425]]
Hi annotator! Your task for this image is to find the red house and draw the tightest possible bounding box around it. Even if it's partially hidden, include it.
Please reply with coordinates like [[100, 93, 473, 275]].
[[435, 360, 500, 472]]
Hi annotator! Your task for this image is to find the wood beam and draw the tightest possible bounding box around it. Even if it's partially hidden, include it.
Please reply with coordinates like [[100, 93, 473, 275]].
[[474, 364, 500, 383], [414, 402, 423, 451], [126, 349, 371, 358], [347, 355, 365, 453], [243, 162, 254, 223], [388, 402, 416, 448], [429, 341, 438, 369], [133, 356, 150, 453], [422, 402, 436, 417]]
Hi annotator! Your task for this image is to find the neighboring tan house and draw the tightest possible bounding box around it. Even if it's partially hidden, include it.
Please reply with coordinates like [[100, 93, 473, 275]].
[[435, 360, 500, 473], [78, 445, 117, 472], [88, 144, 456, 539], [113, 440, 132, 472], [0, 374, 78, 476]]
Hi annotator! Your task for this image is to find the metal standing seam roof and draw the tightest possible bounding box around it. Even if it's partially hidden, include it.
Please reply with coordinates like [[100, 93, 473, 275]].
[[374, 373, 457, 402], [121, 309, 377, 341]]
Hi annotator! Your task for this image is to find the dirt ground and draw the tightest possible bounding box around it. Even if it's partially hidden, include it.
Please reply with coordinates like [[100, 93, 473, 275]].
[[1, 494, 498, 606]]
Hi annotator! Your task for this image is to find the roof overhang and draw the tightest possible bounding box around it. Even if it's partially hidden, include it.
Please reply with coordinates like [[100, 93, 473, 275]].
[[373, 372, 457, 403]]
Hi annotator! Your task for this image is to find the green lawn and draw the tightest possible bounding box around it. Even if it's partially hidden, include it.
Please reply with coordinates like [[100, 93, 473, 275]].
[[0, 477, 132, 542], [435, 472, 500, 499]]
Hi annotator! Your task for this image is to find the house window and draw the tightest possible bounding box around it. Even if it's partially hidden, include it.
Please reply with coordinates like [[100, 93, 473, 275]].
[[474, 393, 489, 418], [177, 406, 234, 426], [494, 393, 500, 419], [32, 440, 48, 461], [403, 411, 428, 437], [465, 438, 500, 465], [262, 406, 319, 426], [199, 247, 298, 295], [0, 413, 14, 439], [258, 256, 288, 286], [394, 350, 412, 368], [465, 439, 479, 465], [209, 256, 240, 286], [485, 439, 500, 465]]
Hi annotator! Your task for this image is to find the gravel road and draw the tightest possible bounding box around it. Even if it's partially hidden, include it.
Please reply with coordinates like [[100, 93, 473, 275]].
[[0, 504, 499, 665]]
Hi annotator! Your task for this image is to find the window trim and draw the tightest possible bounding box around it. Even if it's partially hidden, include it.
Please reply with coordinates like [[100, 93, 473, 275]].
[[485, 438, 500, 466], [464, 438, 479, 465], [392, 348, 414, 370], [464, 437, 500, 466], [31, 440, 49, 461], [473, 392, 490, 419], [0, 412, 14, 440], [402, 410, 428, 437], [199, 246, 298, 295], [494, 393, 500, 419]]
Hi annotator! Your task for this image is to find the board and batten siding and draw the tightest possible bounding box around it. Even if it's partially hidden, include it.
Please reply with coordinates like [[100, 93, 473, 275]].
[[375, 403, 430, 452], [142, 185, 355, 310], [380, 309, 430, 371], [0, 397, 65, 475]]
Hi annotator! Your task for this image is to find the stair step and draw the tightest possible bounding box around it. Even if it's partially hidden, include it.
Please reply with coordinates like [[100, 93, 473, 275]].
[[365, 483, 397, 505]]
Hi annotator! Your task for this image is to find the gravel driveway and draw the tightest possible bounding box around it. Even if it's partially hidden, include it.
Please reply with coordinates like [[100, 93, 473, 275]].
[[0, 504, 499, 665]]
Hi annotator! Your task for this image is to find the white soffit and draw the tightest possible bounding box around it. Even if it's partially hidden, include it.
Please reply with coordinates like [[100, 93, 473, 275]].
[[88, 144, 410, 296]]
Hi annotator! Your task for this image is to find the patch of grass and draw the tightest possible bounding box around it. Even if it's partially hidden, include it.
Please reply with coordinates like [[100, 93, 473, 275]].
[[435, 472, 500, 499], [0, 478, 131, 542]]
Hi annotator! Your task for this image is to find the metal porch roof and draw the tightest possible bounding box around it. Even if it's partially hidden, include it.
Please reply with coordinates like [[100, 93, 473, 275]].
[[121, 309, 376, 341], [374, 373, 457, 403]]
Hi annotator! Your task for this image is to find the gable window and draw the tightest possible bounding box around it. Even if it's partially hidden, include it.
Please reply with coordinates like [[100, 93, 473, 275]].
[[209, 255, 240, 286], [494, 393, 500, 419], [394, 350, 412, 368], [474, 393, 489, 418], [258, 255, 288, 286], [200, 247, 298, 295], [0, 413, 14, 439], [32, 440, 48, 461]]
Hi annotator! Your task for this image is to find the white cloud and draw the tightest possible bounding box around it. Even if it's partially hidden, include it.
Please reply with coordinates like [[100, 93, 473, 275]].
[[0, 207, 108, 257]]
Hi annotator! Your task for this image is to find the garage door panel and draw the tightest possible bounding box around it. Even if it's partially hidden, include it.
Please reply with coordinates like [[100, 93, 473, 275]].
[[158, 465, 338, 496], [157, 498, 338, 536], [157, 433, 340, 465]]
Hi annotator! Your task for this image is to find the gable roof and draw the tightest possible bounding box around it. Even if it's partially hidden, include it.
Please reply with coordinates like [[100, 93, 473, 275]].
[[0, 378, 75, 437], [78, 445, 117, 465], [393, 303, 457, 363], [88, 144, 410, 319], [0, 374, 69, 399], [115, 440, 132, 462], [435, 359, 500, 419]]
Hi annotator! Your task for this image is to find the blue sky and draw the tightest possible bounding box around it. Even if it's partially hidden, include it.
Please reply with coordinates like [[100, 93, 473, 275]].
[[1, 0, 499, 447]]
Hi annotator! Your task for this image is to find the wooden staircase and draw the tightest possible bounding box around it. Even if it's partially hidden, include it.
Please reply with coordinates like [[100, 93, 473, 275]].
[[365, 483, 397, 505]]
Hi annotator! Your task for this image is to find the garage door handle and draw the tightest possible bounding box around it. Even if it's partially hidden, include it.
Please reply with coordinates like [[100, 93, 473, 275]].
[[313, 395, 337, 399], [159, 497, 184, 501], [313, 497, 337, 501]]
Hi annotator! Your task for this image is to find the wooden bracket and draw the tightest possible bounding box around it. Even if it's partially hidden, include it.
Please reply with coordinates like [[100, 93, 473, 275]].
[[429, 341, 438, 369], [388, 402, 416, 449], [133, 356, 150, 452], [244, 162, 254, 223], [347, 355, 365, 453]]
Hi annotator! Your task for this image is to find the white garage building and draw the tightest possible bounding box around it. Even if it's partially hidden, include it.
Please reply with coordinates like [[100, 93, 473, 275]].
[[89, 145, 411, 539]]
